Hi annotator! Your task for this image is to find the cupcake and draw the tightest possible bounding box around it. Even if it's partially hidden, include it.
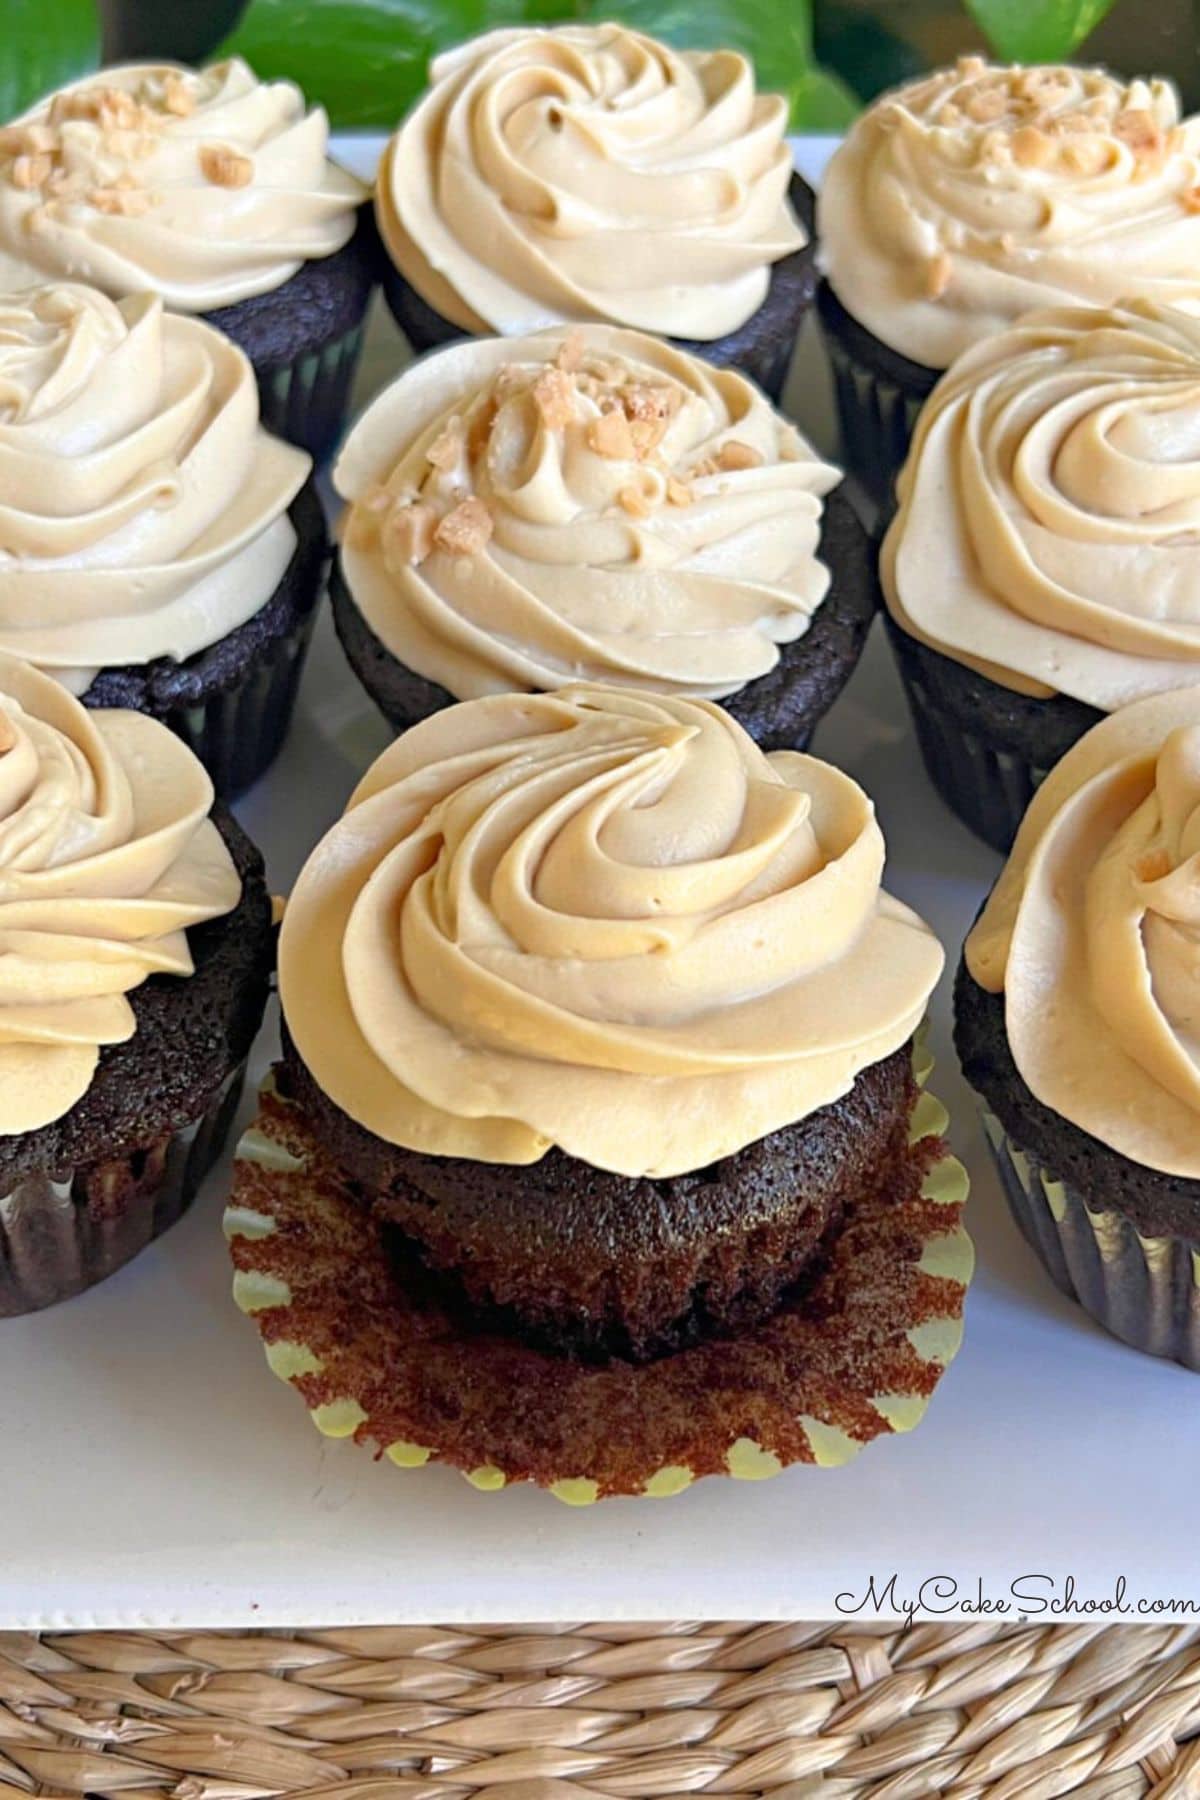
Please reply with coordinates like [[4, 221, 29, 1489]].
[[818, 59, 1200, 511], [0, 59, 371, 458], [957, 688, 1200, 1370], [227, 687, 971, 1500], [0, 654, 272, 1317], [0, 283, 326, 797], [331, 325, 876, 752], [882, 301, 1200, 851], [375, 24, 816, 403]]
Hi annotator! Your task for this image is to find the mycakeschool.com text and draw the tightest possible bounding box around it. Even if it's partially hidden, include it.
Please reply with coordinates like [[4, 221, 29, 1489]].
[[835, 1575, 1200, 1626]]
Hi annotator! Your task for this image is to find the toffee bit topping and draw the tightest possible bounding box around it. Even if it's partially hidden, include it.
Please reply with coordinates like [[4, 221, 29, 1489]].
[[1135, 849, 1172, 883], [88, 177, 155, 216], [555, 329, 584, 373], [964, 87, 1006, 125], [926, 252, 953, 300], [718, 439, 764, 472], [588, 408, 636, 460], [666, 476, 693, 508], [617, 484, 652, 518], [10, 154, 51, 191], [1182, 186, 1200, 214], [532, 366, 576, 430], [1114, 108, 1164, 159], [161, 72, 196, 117], [425, 419, 463, 472], [200, 143, 254, 188], [384, 500, 437, 566], [1012, 125, 1054, 169], [434, 496, 493, 557]]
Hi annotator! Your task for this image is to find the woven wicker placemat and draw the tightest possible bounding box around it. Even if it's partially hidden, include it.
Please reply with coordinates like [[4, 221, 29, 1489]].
[[2, 1623, 1199, 1800]]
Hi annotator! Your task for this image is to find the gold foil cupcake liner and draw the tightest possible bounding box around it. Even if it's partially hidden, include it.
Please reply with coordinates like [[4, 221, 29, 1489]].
[[225, 1055, 972, 1503], [981, 1111, 1200, 1371]]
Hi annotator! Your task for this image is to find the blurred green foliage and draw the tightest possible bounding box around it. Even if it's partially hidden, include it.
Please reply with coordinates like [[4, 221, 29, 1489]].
[[2, 0, 98, 118]]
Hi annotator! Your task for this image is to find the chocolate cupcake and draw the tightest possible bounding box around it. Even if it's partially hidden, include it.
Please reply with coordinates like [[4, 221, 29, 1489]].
[[881, 302, 1200, 851], [0, 60, 372, 458], [957, 688, 1200, 1370], [0, 655, 272, 1317], [0, 284, 327, 797], [818, 59, 1200, 511], [331, 325, 876, 753], [374, 24, 816, 404], [227, 687, 972, 1500]]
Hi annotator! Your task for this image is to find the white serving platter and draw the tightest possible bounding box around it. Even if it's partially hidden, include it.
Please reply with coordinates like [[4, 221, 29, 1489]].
[[1, 139, 1198, 1631]]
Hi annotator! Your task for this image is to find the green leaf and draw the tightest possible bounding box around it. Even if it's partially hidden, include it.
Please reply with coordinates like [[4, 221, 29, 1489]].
[[217, 0, 584, 130], [601, 0, 858, 127], [0, 0, 99, 120], [963, 0, 1118, 63]]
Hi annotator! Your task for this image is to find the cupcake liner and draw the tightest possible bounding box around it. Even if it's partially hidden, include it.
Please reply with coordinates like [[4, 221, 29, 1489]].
[[0, 1062, 247, 1319], [980, 1111, 1200, 1371], [225, 1055, 972, 1503], [816, 285, 937, 519], [255, 320, 367, 464], [163, 599, 319, 801]]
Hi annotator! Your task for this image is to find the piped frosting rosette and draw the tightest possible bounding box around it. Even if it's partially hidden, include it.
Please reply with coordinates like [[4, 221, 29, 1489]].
[[0, 283, 310, 693], [969, 689, 1200, 1177], [821, 59, 1200, 368], [335, 325, 839, 703], [0, 59, 365, 311], [377, 23, 805, 340], [882, 303, 1200, 708], [279, 686, 943, 1179], [0, 654, 241, 1136]]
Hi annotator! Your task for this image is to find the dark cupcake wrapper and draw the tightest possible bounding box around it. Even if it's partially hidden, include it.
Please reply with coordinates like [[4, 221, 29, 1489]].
[[160, 599, 319, 800], [254, 319, 368, 463], [0, 1062, 247, 1319], [980, 1110, 1200, 1372], [815, 282, 938, 519]]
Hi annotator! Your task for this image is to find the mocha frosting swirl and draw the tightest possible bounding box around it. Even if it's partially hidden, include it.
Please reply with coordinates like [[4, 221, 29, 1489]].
[[279, 686, 943, 1178], [968, 688, 1200, 1176], [376, 23, 806, 340], [0, 283, 309, 692], [881, 303, 1200, 709], [0, 654, 242, 1136], [335, 325, 839, 702], [820, 59, 1200, 368], [0, 58, 364, 311]]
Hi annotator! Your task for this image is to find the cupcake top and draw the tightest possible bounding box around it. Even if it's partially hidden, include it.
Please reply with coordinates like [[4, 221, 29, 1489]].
[[279, 685, 943, 1179], [881, 302, 1200, 709], [968, 688, 1200, 1177], [376, 23, 806, 341], [335, 324, 839, 703], [0, 283, 309, 693], [0, 654, 242, 1135], [0, 58, 365, 312], [820, 58, 1200, 368]]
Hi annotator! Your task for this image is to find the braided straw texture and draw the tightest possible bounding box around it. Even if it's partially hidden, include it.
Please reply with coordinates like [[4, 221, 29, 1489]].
[[2, 1624, 1200, 1800]]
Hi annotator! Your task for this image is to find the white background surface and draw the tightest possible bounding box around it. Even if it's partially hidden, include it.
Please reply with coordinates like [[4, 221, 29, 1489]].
[[1, 141, 1197, 1630]]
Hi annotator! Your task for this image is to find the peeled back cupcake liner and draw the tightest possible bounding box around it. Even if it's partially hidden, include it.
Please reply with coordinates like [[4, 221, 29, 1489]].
[[224, 1050, 972, 1504], [816, 281, 938, 519], [980, 1111, 1200, 1372], [884, 613, 1102, 854], [382, 174, 817, 408], [1, 1062, 247, 1319]]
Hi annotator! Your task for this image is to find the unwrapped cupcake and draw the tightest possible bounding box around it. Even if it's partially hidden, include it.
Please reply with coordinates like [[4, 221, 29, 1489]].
[[227, 686, 971, 1500], [0, 654, 272, 1317], [819, 59, 1200, 508], [332, 325, 875, 750], [0, 59, 371, 456], [0, 283, 326, 795], [958, 687, 1200, 1370], [375, 24, 816, 401], [882, 301, 1200, 849]]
